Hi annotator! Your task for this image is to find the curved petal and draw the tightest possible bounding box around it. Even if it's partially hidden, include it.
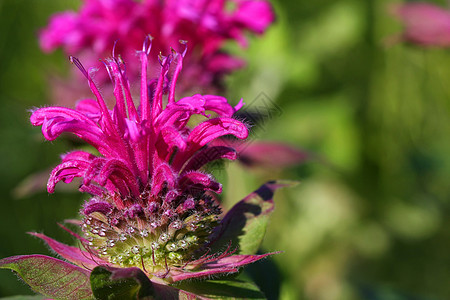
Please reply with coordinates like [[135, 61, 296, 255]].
[[203, 95, 241, 117], [151, 163, 176, 196], [179, 171, 222, 193], [182, 146, 237, 172], [188, 117, 248, 148], [48, 160, 91, 193], [31, 106, 98, 128], [173, 117, 247, 169], [170, 252, 277, 282], [29, 232, 106, 270]]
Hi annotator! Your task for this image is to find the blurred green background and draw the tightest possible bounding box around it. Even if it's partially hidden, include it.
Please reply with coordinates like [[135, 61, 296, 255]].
[[1, 0, 450, 299]]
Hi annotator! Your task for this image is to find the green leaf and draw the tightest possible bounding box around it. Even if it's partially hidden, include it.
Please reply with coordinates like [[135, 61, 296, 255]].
[[211, 180, 296, 255], [173, 279, 266, 299], [0, 255, 93, 300], [90, 266, 155, 300]]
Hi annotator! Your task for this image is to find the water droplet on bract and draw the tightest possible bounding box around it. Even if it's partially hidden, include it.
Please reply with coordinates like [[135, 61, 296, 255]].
[[168, 252, 181, 261], [92, 226, 100, 234], [151, 242, 159, 250], [131, 246, 140, 254], [98, 230, 106, 237], [86, 217, 92, 225], [185, 235, 198, 244], [119, 233, 127, 241], [171, 220, 182, 230], [107, 239, 116, 247], [187, 223, 197, 231], [159, 233, 169, 243], [127, 226, 135, 234], [178, 240, 188, 249], [140, 229, 149, 237], [166, 243, 177, 251], [117, 255, 124, 262]]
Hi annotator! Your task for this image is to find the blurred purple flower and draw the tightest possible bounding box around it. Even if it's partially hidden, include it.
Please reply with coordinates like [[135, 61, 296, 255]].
[[40, 0, 275, 91], [391, 2, 450, 47]]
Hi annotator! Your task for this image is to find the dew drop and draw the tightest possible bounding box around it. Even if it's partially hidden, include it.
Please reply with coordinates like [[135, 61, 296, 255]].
[[168, 252, 181, 261], [185, 235, 199, 244], [178, 240, 188, 249], [107, 239, 116, 247], [131, 246, 140, 254], [127, 226, 135, 234], [187, 223, 197, 231], [170, 220, 182, 230], [140, 229, 149, 237], [98, 230, 106, 237], [119, 233, 127, 241], [159, 233, 169, 243], [166, 243, 177, 251]]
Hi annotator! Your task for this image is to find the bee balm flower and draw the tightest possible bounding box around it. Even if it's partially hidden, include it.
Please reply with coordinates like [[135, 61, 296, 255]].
[[40, 0, 275, 91], [0, 40, 288, 299]]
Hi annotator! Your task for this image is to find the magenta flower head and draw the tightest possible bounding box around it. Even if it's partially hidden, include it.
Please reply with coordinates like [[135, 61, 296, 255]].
[[40, 0, 275, 91], [390, 2, 450, 47], [0, 40, 290, 299]]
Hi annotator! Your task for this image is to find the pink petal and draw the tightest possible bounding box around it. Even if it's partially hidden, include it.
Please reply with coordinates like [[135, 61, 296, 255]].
[[179, 171, 222, 193], [182, 146, 237, 172], [170, 252, 278, 282], [29, 232, 107, 270]]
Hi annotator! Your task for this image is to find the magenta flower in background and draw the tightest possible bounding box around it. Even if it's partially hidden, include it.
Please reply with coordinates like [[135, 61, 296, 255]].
[[40, 0, 275, 92], [0, 40, 289, 299], [391, 2, 450, 47]]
